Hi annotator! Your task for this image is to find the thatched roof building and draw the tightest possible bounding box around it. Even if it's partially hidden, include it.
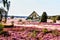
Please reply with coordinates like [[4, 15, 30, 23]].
[[26, 11, 40, 21]]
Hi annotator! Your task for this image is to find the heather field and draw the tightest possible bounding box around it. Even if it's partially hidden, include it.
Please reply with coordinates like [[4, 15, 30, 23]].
[[1, 26, 60, 40], [0, 18, 60, 40], [0, 0, 60, 40]]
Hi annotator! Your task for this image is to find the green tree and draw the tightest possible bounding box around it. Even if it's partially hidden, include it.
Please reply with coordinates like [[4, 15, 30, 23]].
[[56, 16, 60, 20], [10, 16, 14, 19], [41, 12, 47, 22], [53, 18, 56, 23]]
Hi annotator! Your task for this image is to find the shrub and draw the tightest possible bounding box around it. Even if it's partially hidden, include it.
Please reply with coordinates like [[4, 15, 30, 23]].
[[52, 29, 60, 36], [32, 30, 37, 37], [56, 16, 60, 20], [18, 19, 22, 22], [10, 16, 14, 19], [0, 23, 10, 36], [51, 16, 56, 23], [42, 28, 48, 34], [0, 23, 4, 31]]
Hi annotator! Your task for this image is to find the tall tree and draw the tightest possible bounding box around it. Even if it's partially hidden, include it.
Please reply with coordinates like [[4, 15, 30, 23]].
[[2, 0, 10, 10], [2, 0, 10, 23], [7, 1, 10, 11], [2, 0, 7, 7], [41, 12, 47, 22]]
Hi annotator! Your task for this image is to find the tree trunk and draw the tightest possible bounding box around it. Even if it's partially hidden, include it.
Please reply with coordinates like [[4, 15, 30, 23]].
[[4, 12, 7, 23]]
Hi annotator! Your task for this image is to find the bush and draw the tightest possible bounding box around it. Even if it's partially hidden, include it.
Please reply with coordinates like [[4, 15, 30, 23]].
[[0, 23, 4, 31], [0, 23, 10, 36], [42, 28, 48, 34], [56, 16, 60, 20], [52, 29, 60, 36], [10, 16, 14, 19], [18, 19, 22, 22], [32, 30, 37, 37], [51, 16, 56, 23]]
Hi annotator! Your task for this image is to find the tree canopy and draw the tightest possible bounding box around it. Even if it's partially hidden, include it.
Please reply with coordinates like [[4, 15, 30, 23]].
[[41, 12, 47, 22]]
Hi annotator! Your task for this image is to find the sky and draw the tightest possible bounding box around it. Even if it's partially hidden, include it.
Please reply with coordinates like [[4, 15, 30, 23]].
[[0, 0, 60, 16]]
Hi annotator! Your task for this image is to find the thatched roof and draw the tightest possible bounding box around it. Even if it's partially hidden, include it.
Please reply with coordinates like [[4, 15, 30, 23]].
[[28, 11, 39, 18], [26, 11, 40, 20]]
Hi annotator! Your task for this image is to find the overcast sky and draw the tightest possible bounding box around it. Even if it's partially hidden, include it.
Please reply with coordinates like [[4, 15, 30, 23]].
[[0, 0, 60, 16]]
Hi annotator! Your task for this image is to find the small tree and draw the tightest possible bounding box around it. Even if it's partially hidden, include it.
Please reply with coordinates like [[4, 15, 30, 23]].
[[41, 12, 47, 22], [56, 16, 60, 20], [53, 18, 56, 23]]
